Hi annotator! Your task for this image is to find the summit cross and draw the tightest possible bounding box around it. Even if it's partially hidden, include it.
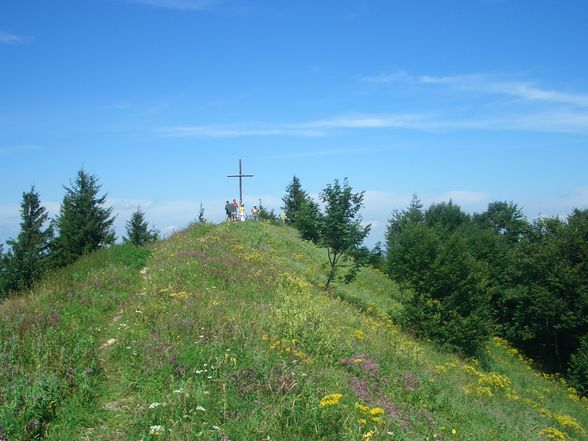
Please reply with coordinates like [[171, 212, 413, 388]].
[[226, 159, 254, 205]]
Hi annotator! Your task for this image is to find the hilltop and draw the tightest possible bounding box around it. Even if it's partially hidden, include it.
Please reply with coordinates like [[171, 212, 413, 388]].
[[1, 221, 587, 440]]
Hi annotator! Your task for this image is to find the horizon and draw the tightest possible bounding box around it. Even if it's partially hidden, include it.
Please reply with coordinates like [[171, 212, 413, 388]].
[[1, 1, 587, 247]]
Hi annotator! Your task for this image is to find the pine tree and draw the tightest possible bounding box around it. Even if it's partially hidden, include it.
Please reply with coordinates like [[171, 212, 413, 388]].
[[258, 199, 277, 221], [4, 186, 53, 292], [198, 203, 206, 223], [282, 176, 308, 225], [295, 198, 322, 243], [0, 244, 8, 299], [123, 207, 159, 246], [54, 169, 116, 266]]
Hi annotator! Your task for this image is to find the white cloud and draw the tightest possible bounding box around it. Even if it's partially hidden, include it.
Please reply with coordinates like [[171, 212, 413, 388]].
[[439, 190, 491, 205], [365, 71, 588, 107], [158, 108, 588, 137], [0, 30, 30, 45], [126, 0, 219, 11]]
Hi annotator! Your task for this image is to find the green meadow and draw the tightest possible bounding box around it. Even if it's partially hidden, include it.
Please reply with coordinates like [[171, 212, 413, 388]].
[[1, 221, 587, 440]]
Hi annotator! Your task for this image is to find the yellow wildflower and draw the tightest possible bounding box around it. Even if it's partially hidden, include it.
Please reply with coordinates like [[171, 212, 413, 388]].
[[369, 407, 385, 416], [354, 330, 366, 340], [539, 427, 567, 440], [355, 402, 370, 413], [320, 393, 343, 407]]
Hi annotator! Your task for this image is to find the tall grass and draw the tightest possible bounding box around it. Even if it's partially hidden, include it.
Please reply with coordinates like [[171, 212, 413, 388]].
[[1, 221, 587, 440]]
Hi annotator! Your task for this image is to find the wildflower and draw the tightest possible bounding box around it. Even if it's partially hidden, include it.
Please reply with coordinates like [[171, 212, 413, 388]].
[[452, 428, 457, 435], [320, 393, 343, 407], [363, 429, 378, 440], [149, 402, 166, 409], [538, 427, 567, 440], [369, 407, 385, 416], [355, 402, 370, 413], [149, 425, 164, 435], [354, 330, 366, 340]]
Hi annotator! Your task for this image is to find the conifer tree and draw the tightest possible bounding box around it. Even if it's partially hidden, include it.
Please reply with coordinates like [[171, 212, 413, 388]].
[[258, 199, 277, 221], [198, 203, 206, 223], [295, 198, 322, 243], [54, 169, 115, 266], [123, 207, 159, 246], [4, 186, 53, 292], [282, 176, 308, 225], [0, 244, 7, 299]]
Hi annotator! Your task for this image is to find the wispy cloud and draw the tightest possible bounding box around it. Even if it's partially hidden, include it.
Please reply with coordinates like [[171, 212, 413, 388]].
[[0, 30, 31, 45], [126, 0, 219, 11], [364, 71, 588, 107], [159, 114, 433, 138], [159, 108, 588, 138], [0, 145, 41, 154], [267, 148, 385, 160]]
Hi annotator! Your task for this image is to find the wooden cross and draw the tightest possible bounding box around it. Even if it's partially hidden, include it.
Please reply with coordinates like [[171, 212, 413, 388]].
[[227, 159, 254, 205]]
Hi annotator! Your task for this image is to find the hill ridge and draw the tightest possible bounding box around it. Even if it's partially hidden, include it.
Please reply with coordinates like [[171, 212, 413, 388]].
[[1, 221, 587, 440]]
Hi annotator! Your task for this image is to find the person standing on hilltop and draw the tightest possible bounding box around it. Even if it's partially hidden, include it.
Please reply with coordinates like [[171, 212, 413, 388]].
[[225, 200, 232, 221], [239, 203, 246, 221], [251, 205, 259, 221], [232, 199, 238, 221]]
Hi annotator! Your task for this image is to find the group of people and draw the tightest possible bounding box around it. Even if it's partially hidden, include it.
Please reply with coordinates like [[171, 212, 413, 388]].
[[224, 199, 260, 222]]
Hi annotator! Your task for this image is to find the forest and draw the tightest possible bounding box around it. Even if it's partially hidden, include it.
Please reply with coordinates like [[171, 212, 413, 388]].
[[282, 176, 588, 397]]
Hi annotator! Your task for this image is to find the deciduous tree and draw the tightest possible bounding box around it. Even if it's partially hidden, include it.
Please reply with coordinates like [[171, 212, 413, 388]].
[[319, 178, 370, 289]]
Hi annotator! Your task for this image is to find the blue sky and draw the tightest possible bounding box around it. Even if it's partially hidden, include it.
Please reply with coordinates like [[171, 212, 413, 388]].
[[1, 0, 588, 247]]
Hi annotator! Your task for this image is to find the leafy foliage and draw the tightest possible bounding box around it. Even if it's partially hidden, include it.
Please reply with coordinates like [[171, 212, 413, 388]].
[[319, 178, 370, 289], [387, 197, 588, 384], [569, 334, 588, 396], [53, 169, 116, 267], [123, 207, 159, 246]]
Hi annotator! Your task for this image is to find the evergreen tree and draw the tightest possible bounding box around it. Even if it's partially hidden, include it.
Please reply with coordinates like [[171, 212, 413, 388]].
[[295, 197, 322, 243], [54, 169, 116, 266], [0, 244, 8, 300], [282, 176, 308, 225], [123, 207, 159, 246], [258, 199, 278, 222], [319, 178, 370, 289], [198, 203, 206, 223], [4, 187, 53, 293]]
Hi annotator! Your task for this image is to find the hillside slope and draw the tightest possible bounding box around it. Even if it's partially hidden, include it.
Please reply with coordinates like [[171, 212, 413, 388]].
[[1, 221, 587, 440]]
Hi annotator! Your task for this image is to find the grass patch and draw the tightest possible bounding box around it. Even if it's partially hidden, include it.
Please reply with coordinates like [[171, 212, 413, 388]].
[[1, 221, 587, 440]]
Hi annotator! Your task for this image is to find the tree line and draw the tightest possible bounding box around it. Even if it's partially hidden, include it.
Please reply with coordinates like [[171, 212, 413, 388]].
[[282, 177, 588, 396], [0, 169, 158, 299]]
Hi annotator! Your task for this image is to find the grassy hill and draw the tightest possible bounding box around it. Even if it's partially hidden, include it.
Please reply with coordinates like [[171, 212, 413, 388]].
[[1, 221, 588, 440]]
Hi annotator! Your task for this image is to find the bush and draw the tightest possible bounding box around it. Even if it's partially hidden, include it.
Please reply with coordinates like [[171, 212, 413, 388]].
[[568, 334, 588, 396]]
